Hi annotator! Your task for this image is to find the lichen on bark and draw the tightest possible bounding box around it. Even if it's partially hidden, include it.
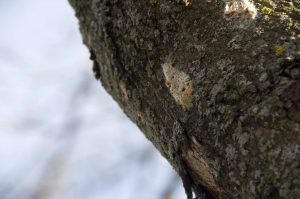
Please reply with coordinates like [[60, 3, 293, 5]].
[[71, 0, 300, 198]]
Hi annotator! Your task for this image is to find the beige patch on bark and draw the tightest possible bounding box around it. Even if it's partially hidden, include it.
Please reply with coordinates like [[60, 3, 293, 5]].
[[135, 111, 145, 124], [119, 81, 129, 101], [224, 0, 257, 19], [162, 61, 194, 109], [184, 144, 223, 198]]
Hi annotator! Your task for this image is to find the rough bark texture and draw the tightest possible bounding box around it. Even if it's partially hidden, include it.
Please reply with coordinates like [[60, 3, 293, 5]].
[[70, 0, 300, 198]]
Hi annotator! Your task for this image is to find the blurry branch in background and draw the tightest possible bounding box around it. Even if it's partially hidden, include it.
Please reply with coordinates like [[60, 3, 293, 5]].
[[32, 74, 92, 199], [161, 175, 181, 199]]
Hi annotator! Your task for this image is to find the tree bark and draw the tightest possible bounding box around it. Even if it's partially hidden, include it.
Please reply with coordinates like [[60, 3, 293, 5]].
[[70, 0, 300, 198]]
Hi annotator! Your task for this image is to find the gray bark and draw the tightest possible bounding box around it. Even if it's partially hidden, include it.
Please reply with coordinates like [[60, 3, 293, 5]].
[[70, 0, 300, 198]]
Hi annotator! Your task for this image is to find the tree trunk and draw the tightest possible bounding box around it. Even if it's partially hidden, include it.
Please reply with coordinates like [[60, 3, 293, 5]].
[[70, 0, 300, 198]]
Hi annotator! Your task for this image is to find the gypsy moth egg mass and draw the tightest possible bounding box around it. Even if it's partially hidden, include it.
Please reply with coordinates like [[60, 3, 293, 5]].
[[162, 61, 194, 109]]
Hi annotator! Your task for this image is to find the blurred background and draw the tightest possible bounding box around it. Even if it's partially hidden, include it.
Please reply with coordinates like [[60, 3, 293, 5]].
[[0, 1, 185, 199]]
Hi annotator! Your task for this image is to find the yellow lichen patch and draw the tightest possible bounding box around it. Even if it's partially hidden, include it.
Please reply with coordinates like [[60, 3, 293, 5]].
[[261, 6, 272, 15], [162, 61, 194, 109], [275, 46, 286, 56], [149, 0, 157, 5], [294, 22, 300, 30], [183, 0, 191, 6]]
